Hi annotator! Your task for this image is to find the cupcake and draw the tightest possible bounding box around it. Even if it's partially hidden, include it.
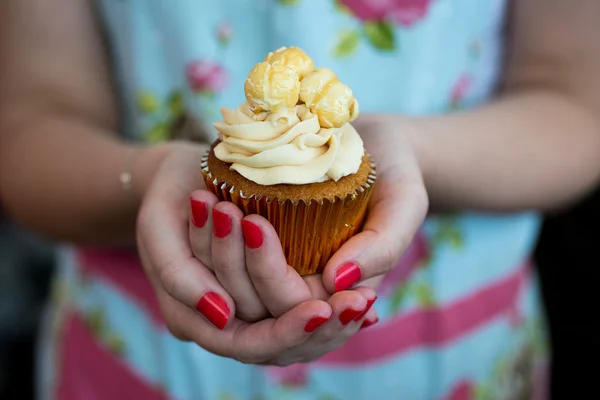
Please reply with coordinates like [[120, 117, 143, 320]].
[[202, 47, 376, 275]]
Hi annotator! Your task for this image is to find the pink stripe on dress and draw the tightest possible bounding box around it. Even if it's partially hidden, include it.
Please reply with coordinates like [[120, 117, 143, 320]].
[[378, 230, 430, 295], [265, 261, 531, 386], [76, 232, 431, 326], [76, 247, 530, 365], [77, 247, 164, 325], [56, 311, 169, 400], [318, 261, 530, 365]]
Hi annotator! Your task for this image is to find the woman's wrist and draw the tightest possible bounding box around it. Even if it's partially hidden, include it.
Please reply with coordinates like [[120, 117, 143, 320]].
[[399, 117, 433, 186], [130, 142, 176, 206]]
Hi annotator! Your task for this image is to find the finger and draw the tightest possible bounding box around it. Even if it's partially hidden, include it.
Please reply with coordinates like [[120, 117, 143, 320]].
[[309, 286, 374, 344], [350, 286, 378, 322], [137, 199, 235, 330], [243, 214, 313, 318], [230, 300, 332, 365], [322, 171, 428, 293], [302, 273, 379, 302], [261, 287, 377, 364], [164, 293, 332, 364], [189, 190, 219, 269], [274, 288, 371, 363], [361, 307, 378, 323], [211, 202, 268, 321], [153, 286, 191, 342], [304, 274, 331, 301], [359, 309, 380, 330]]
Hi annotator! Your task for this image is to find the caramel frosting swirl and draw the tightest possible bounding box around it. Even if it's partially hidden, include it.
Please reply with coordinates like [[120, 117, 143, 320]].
[[213, 104, 364, 185]]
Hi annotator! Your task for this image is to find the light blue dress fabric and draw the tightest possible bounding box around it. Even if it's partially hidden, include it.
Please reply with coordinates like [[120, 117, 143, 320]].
[[44, 1, 549, 399]]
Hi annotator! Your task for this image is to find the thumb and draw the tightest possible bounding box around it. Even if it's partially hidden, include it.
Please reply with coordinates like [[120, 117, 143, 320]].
[[322, 171, 428, 293]]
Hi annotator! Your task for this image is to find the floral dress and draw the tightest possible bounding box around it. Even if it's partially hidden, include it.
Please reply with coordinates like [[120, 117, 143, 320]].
[[40, 1, 549, 399]]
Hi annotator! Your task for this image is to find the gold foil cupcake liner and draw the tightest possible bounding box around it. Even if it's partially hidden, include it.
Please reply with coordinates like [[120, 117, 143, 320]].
[[201, 152, 377, 275]]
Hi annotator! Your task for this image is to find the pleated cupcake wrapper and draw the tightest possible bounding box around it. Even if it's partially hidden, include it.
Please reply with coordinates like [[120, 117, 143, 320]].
[[201, 152, 377, 275]]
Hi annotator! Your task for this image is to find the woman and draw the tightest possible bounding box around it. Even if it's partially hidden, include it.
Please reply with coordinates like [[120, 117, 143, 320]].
[[1, 0, 599, 399]]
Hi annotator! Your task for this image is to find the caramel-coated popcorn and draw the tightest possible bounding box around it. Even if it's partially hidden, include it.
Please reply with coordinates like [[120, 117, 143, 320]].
[[265, 47, 315, 79], [244, 61, 300, 113], [244, 47, 359, 127], [300, 68, 359, 128]]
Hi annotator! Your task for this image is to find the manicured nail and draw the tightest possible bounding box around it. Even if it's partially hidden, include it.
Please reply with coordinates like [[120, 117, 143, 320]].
[[304, 316, 330, 333], [196, 292, 230, 330], [339, 308, 364, 326], [212, 209, 231, 238], [241, 220, 263, 249], [354, 296, 377, 321], [334, 263, 362, 292], [190, 198, 208, 228], [360, 317, 379, 330]]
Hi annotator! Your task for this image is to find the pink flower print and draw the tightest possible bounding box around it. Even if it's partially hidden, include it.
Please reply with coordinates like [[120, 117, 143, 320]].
[[379, 230, 430, 295], [217, 21, 233, 45], [186, 60, 228, 94], [265, 364, 309, 388], [444, 380, 475, 400], [341, 0, 432, 27], [451, 74, 472, 104], [450, 74, 472, 108]]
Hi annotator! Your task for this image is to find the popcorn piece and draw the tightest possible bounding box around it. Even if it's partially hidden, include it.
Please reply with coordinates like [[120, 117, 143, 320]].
[[299, 68, 359, 128], [265, 47, 315, 79], [244, 47, 359, 126], [244, 62, 300, 113]]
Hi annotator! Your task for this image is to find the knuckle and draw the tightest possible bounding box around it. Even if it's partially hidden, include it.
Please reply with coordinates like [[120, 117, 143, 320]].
[[163, 314, 189, 342], [211, 256, 238, 274], [166, 323, 187, 341], [330, 336, 351, 352], [236, 356, 260, 365], [230, 331, 271, 365], [189, 230, 213, 268], [211, 249, 244, 276], [413, 184, 430, 216], [158, 260, 183, 299], [237, 308, 268, 323], [136, 201, 158, 233], [191, 242, 211, 269], [135, 209, 151, 245], [268, 358, 299, 367], [377, 236, 403, 274], [248, 272, 282, 290], [236, 351, 268, 365], [268, 324, 297, 354], [248, 263, 293, 289], [239, 331, 290, 365]]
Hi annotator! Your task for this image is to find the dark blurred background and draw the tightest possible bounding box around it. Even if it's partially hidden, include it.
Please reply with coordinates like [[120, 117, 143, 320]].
[[0, 212, 54, 400]]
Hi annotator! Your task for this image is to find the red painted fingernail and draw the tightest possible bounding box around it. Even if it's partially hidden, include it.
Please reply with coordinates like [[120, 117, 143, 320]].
[[241, 220, 263, 249], [339, 308, 364, 326], [212, 209, 231, 238], [304, 316, 330, 333], [360, 317, 379, 330], [334, 263, 362, 292], [190, 198, 208, 228], [196, 292, 230, 330], [354, 296, 377, 321]]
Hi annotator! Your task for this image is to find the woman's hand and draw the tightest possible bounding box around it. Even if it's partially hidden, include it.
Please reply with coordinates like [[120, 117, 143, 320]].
[[321, 115, 430, 293], [188, 191, 373, 321], [136, 142, 378, 365]]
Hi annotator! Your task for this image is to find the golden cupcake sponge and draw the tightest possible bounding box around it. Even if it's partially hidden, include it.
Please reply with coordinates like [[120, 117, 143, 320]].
[[244, 47, 359, 128]]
